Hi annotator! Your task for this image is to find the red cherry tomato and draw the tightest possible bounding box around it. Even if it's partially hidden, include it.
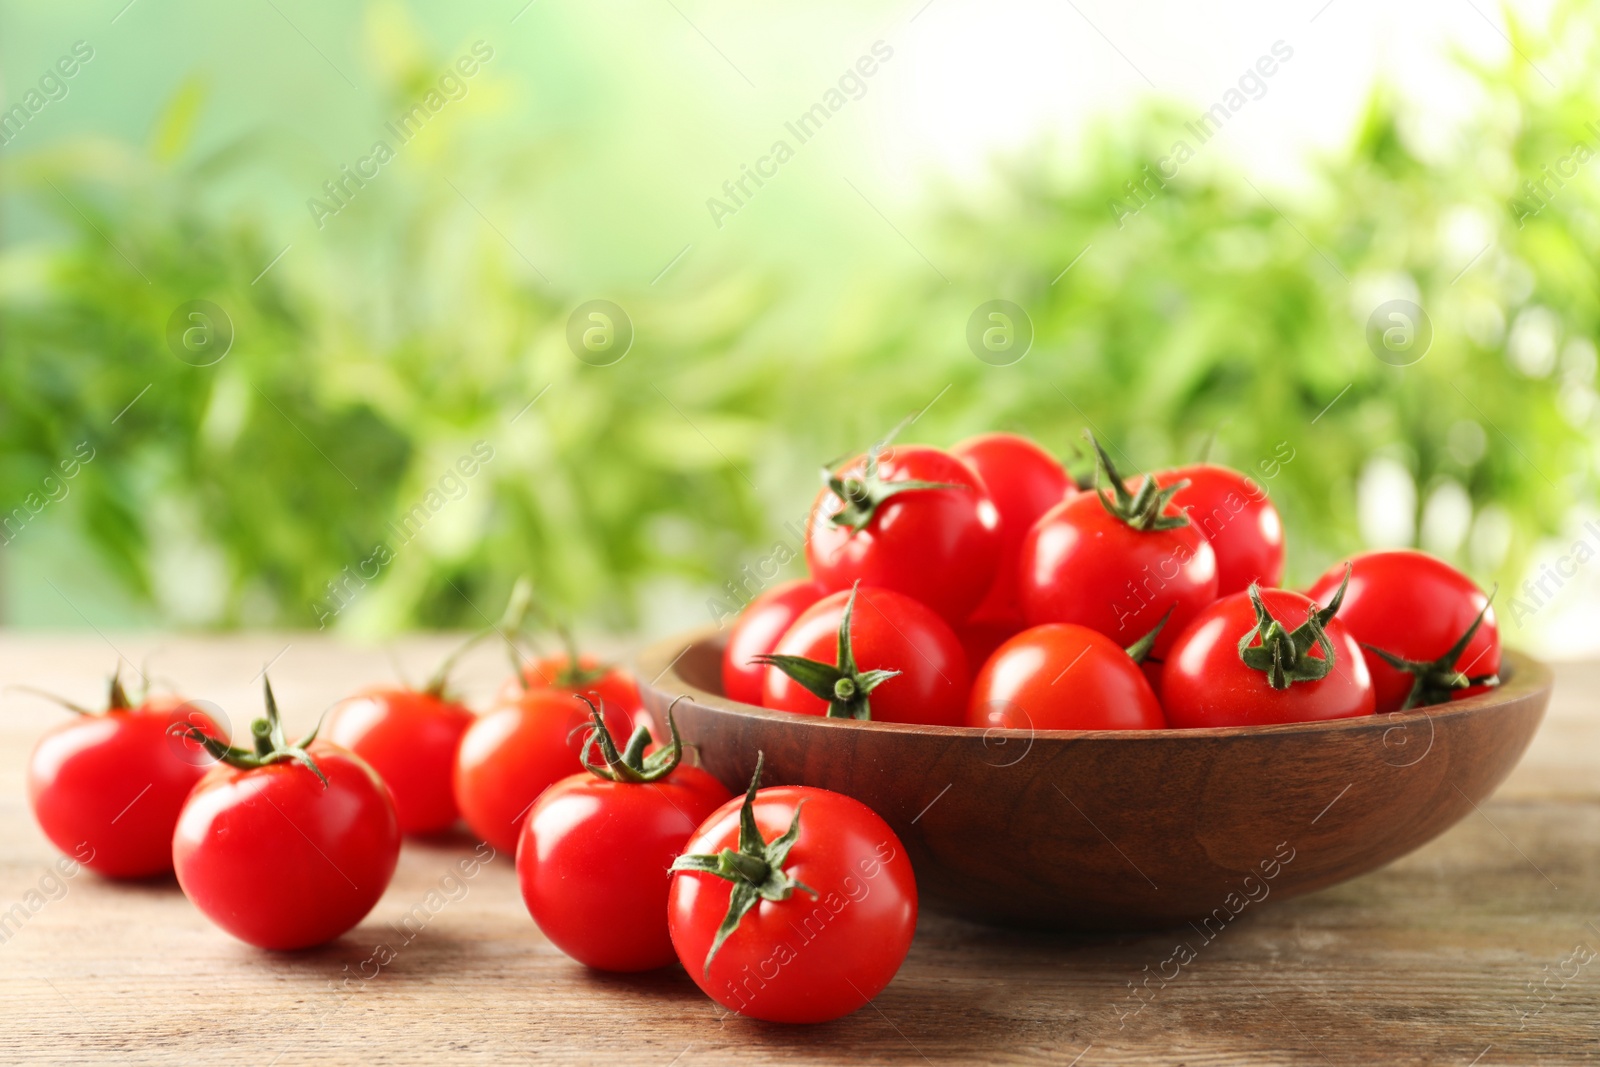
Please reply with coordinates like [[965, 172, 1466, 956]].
[[1162, 585, 1375, 728], [454, 689, 630, 854], [761, 586, 969, 726], [324, 687, 474, 836], [171, 681, 398, 950], [1154, 464, 1285, 596], [668, 772, 917, 1023], [26, 677, 226, 879], [806, 442, 1000, 625], [516, 711, 733, 972], [1307, 550, 1500, 712], [174, 739, 399, 949], [1019, 441, 1217, 659], [721, 579, 828, 705], [951, 433, 1074, 625], [968, 624, 1166, 730]]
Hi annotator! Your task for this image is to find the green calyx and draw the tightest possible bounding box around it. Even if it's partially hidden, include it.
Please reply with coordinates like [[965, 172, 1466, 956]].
[[751, 583, 901, 719], [580, 694, 686, 783], [1124, 605, 1176, 664], [1362, 588, 1501, 710], [821, 415, 963, 534], [1085, 431, 1190, 532], [11, 662, 140, 717], [183, 674, 329, 787], [1237, 566, 1349, 690], [496, 576, 617, 693], [669, 752, 816, 975]]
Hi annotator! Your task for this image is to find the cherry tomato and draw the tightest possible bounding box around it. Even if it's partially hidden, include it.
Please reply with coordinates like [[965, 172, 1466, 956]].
[[761, 586, 969, 726], [26, 674, 225, 879], [968, 624, 1166, 731], [172, 681, 399, 950], [951, 433, 1074, 625], [1308, 550, 1500, 712], [1153, 464, 1285, 596], [668, 760, 917, 1023], [1020, 437, 1217, 659], [1162, 581, 1375, 728], [806, 440, 1000, 625], [324, 687, 474, 836], [516, 706, 733, 971], [721, 579, 828, 705], [454, 689, 631, 854]]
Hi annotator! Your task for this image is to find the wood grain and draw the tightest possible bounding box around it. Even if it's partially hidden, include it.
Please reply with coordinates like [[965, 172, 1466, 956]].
[[1, 635, 1596, 1065]]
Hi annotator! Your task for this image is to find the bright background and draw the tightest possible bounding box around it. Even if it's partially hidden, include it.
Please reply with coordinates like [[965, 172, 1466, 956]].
[[3, 0, 1598, 654]]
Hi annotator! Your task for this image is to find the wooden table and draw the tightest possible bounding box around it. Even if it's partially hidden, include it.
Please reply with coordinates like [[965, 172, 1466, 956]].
[[2, 635, 1596, 1066]]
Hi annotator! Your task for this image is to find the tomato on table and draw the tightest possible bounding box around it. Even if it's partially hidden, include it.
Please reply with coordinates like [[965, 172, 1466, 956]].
[[455, 688, 631, 855], [1153, 463, 1285, 596], [325, 637, 481, 836], [806, 434, 1000, 625], [1162, 570, 1375, 728], [669, 755, 917, 1023], [1020, 434, 1217, 658], [1308, 549, 1500, 712], [173, 678, 400, 950], [721, 578, 828, 705], [950, 433, 1074, 626], [516, 700, 733, 971], [758, 585, 969, 726], [26, 669, 226, 879], [968, 618, 1168, 731]]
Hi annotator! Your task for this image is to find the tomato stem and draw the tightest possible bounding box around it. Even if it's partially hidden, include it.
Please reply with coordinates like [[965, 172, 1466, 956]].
[[669, 752, 817, 975], [182, 674, 329, 787], [497, 577, 617, 693], [1236, 566, 1350, 690], [1085, 431, 1191, 532], [579, 694, 688, 783], [751, 583, 902, 719], [1361, 586, 1501, 709], [1124, 605, 1176, 664], [9, 662, 140, 717], [820, 414, 963, 534]]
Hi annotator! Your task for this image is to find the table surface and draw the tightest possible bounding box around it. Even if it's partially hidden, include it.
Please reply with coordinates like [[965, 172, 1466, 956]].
[[1, 634, 1596, 1066]]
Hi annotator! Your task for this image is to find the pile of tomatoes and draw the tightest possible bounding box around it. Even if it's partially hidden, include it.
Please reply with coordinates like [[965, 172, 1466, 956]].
[[24, 612, 917, 1024], [725, 429, 1502, 732], [21, 425, 1505, 1027]]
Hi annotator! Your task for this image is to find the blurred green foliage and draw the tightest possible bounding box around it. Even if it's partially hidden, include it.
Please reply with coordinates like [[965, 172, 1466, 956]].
[[1, 2, 1595, 632]]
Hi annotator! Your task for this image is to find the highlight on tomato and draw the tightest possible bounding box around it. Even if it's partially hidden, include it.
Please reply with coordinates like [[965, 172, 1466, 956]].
[[757, 583, 969, 726], [516, 699, 733, 972], [173, 677, 400, 950], [1308, 549, 1501, 713], [324, 636, 480, 837], [1019, 433, 1217, 660], [668, 754, 917, 1024], [805, 423, 1001, 626], [967, 611, 1170, 731], [721, 578, 828, 706], [1162, 568, 1375, 728], [24, 666, 226, 879]]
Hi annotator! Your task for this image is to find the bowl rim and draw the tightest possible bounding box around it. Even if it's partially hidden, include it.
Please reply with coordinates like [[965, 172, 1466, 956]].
[[636, 625, 1552, 741]]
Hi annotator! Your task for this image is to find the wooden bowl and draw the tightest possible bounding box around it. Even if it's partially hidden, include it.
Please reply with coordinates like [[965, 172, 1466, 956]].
[[636, 628, 1551, 931]]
